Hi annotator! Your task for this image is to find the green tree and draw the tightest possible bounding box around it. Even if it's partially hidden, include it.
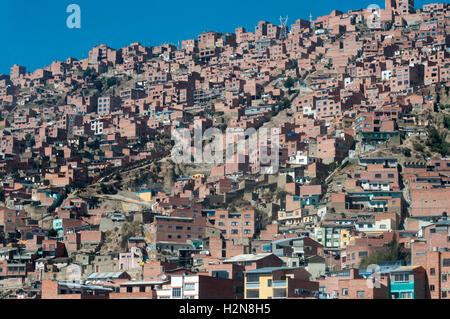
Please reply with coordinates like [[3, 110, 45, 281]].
[[100, 183, 109, 194], [276, 190, 287, 201], [82, 68, 94, 78], [279, 97, 291, 110], [402, 148, 411, 158], [427, 126, 449, 157], [445, 116, 450, 129], [48, 229, 58, 237], [120, 222, 143, 250], [107, 77, 118, 87], [94, 81, 103, 92], [413, 142, 424, 153], [359, 236, 409, 269], [284, 77, 295, 90]]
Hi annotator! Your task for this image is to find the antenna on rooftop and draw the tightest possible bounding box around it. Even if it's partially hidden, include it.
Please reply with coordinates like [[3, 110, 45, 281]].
[[309, 13, 315, 31], [279, 15, 289, 40]]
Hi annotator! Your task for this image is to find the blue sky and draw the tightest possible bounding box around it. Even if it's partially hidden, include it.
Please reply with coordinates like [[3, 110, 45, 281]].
[[0, 0, 445, 74]]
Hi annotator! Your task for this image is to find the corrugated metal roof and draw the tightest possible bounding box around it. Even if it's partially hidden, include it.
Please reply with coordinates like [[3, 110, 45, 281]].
[[390, 265, 421, 272], [87, 271, 125, 279], [245, 267, 298, 274], [223, 253, 273, 263]]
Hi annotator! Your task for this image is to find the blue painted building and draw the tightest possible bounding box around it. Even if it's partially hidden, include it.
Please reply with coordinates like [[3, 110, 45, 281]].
[[389, 266, 426, 299]]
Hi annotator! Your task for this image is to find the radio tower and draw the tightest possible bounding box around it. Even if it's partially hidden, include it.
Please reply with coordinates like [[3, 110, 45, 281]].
[[309, 13, 314, 31], [279, 15, 289, 40]]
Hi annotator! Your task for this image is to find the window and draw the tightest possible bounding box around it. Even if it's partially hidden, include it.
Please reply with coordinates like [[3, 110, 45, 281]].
[[443, 291, 447, 298], [342, 288, 349, 296], [401, 292, 413, 299], [443, 259, 450, 267], [212, 271, 229, 279], [268, 279, 272, 287], [140, 286, 146, 292], [430, 268, 435, 276], [430, 285, 435, 292], [127, 287, 132, 293], [442, 274, 447, 282], [358, 251, 368, 258], [273, 288, 287, 298], [393, 273, 409, 282], [172, 288, 182, 298], [247, 274, 259, 283], [246, 290, 259, 298], [184, 283, 195, 291], [357, 291, 365, 298]]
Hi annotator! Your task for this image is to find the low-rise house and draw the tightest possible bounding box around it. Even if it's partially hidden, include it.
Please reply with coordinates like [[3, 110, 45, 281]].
[[244, 267, 318, 299]]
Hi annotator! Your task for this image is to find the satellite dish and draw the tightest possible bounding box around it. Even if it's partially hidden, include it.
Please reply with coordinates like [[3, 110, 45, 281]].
[[161, 275, 167, 280]]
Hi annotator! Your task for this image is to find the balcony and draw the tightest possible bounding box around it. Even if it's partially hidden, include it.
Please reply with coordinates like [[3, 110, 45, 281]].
[[390, 281, 414, 292], [246, 282, 260, 289], [156, 289, 171, 298], [273, 280, 286, 288]]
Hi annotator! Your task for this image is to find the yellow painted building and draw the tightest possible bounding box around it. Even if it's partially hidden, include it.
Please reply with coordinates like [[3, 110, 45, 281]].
[[340, 228, 352, 249], [301, 215, 316, 224], [244, 267, 314, 299], [277, 209, 302, 225], [121, 202, 141, 212], [245, 270, 287, 299], [135, 190, 153, 202], [215, 39, 224, 47]]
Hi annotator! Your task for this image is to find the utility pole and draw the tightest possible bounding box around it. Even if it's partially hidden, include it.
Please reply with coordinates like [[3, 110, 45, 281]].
[[310, 13, 315, 32], [279, 16, 289, 40]]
